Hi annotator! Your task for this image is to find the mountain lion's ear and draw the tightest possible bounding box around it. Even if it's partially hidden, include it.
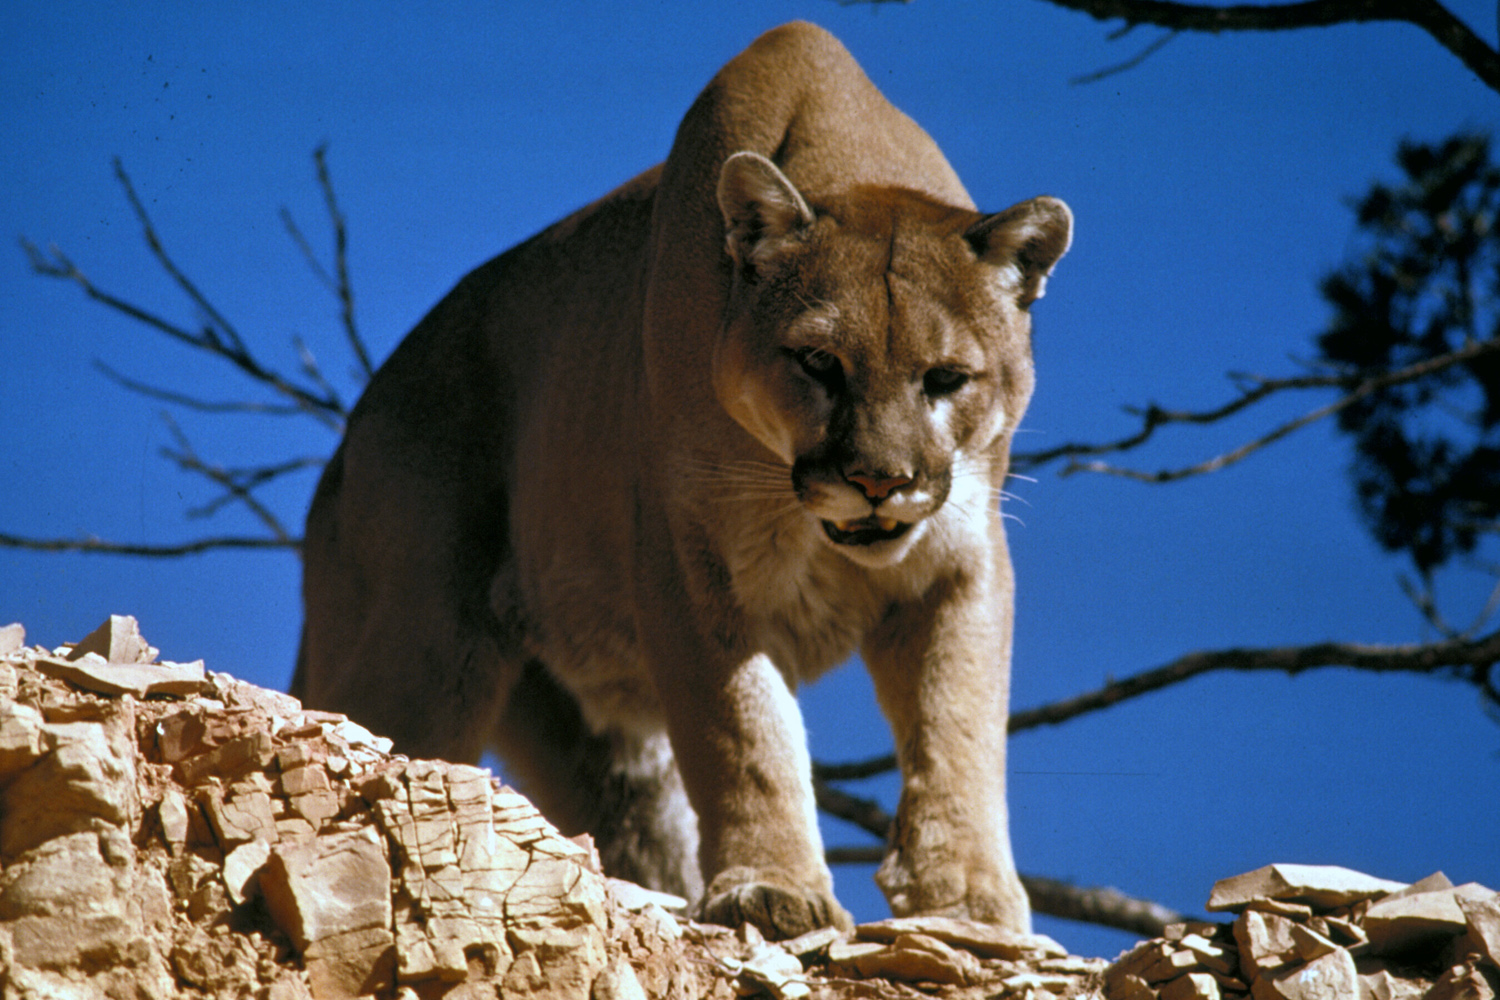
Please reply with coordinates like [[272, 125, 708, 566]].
[[965, 196, 1073, 307], [717, 151, 815, 269]]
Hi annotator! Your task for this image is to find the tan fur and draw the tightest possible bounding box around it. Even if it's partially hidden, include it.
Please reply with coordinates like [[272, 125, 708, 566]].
[[295, 22, 1072, 939]]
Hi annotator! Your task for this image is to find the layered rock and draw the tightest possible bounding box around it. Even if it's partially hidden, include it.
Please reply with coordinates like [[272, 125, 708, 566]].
[[0, 617, 719, 1000], [0, 616, 1103, 1000], [1104, 864, 1500, 1000]]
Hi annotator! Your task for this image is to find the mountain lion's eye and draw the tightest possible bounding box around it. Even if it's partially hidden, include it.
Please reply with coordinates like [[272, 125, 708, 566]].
[[923, 367, 969, 396], [789, 346, 843, 387]]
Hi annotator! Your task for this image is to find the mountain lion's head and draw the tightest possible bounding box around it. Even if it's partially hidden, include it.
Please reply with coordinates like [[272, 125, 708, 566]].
[[712, 151, 1072, 568]]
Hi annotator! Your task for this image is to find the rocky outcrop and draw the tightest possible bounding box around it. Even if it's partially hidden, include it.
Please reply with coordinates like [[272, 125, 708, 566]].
[[0, 617, 1099, 999], [0, 617, 723, 1000], [1104, 864, 1500, 1000], [4, 616, 1492, 1000]]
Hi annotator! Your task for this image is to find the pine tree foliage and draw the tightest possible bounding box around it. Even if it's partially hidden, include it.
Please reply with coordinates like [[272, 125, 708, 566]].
[[1318, 134, 1500, 574]]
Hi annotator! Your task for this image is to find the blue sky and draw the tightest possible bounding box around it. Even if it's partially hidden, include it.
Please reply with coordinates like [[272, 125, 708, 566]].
[[3, 0, 1497, 959]]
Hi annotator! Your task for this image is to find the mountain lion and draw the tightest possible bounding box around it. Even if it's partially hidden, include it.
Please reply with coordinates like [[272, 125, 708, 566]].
[[295, 21, 1071, 939]]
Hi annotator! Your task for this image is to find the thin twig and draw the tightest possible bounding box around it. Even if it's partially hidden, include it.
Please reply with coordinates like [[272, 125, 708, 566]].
[[113, 157, 247, 357], [1023, 874, 1190, 937], [281, 146, 370, 381], [1064, 383, 1350, 482], [1014, 335, 1500, 480], [183, 456, 327, 520], [1399, 574, 1461, 639], [314, 144, 370, 380], [23, 234, 345, 428], [160, 416, 297, 544], [93, 360, 309, 416], [1072, 28, 1180, 83], [25, 160, 352, 426]]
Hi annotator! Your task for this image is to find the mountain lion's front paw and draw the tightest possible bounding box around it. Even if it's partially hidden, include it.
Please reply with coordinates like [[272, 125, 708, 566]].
[[877, 853, 1031, 934], [699, 866, 854, 940]]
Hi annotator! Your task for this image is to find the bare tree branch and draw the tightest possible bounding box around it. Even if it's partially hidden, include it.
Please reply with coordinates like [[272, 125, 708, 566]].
[[21, 160, 354, 428], [1040, 0, 1500, 92], [9, 149, 375, 561], [0, 532, 295, 557], [159, 417, 300, 544], [281, 144, 371, 380], [111, 158, 247, 357], [1012, 335, 1500, 480], [1011, 626, 1500, 731], [1024, 875, 1191, 938], [815, 625, 1500, 784]]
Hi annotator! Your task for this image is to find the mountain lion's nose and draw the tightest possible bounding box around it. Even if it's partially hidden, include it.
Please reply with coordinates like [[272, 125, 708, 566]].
[[846, 472, 913, 501]]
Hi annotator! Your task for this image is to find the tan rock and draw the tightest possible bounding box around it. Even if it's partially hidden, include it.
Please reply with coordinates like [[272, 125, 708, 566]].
[[1251, 948, 1358, 1000], [288, 787, 343, 828], [855, 914, 1066, 959], [828, 931, 979, 985], [1208, 865, 1406, 913], [1039, 954, 1111, 975], [1357, 967, 1430, 1000], [1110, 940, 1177, 987], [156, 786, 190, 851], [1179, 932, 1236, 974], [279, 761, 331, 795], [1, 716, 139, 856], [6, 616, 1138, 1000], [1005, 971, 1088, 994], [594, 955, 651, 1000], [0, 622, 24, 656], [0, 696, 45, 776], [1142, 948, 1205, 984], [276, 739, 328, 770], [303, 926, 400, 1000], [34, 652, 209, 698], [1457, 891, 1500, 966], [260, 826, 396, 997], [1288, 923, 1339, 963], [725, 942, 813, 998], [776, 924, 842, 957], [1107, 971, 1158, 1000], [200, 779, 278, 846], [1245, 899, 1315, 920], [828, 939, 887, 965], [1363, 874, 1469, 956], [1160, 972, 1224, 1000], [223, 839, 272, 903], [1426, 959, 1497, 1000], [1210, 969, 1250, 994], [1320, 915, 1367, 949], [1234, 909, 1303, 979], [68, 614, 157, 664], [178, 729, 277, 784]]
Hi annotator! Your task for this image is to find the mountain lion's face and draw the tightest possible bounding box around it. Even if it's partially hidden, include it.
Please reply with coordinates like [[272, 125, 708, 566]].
[[713, 154, 1070, 568]]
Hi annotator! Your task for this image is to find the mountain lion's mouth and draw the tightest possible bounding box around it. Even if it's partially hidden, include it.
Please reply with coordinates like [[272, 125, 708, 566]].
[[821, 516, 912, 547]]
